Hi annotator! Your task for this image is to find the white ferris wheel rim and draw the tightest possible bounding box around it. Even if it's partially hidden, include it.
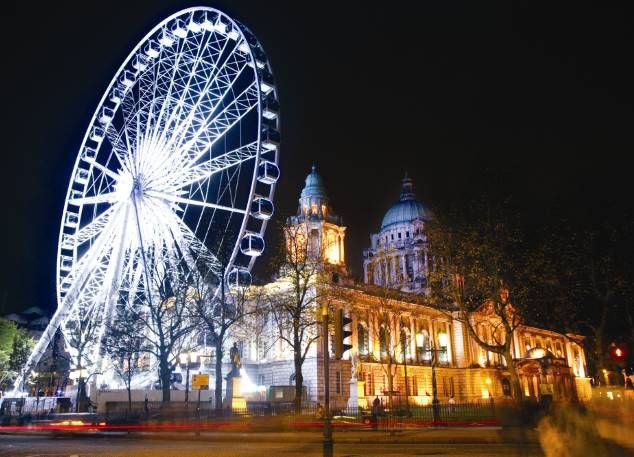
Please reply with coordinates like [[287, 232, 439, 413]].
[[9, 7, 280, 395], [56, 6, 279, 308]]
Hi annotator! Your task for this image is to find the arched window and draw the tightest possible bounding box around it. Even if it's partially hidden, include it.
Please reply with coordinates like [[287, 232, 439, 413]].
[[501, 378, 511, 396], [416, 329, 431, 361], [379, 324, 390, 359], [357, 321, 369, 355], [400, 324, 411, 361]]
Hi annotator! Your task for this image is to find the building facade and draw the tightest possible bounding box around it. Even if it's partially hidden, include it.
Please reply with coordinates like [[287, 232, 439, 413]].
[[212, 168, 592, 406]]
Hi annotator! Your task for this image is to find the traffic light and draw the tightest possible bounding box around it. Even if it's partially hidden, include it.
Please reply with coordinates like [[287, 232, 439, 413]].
[[609, 343, 628, 363], [334, 308, 353, 360]]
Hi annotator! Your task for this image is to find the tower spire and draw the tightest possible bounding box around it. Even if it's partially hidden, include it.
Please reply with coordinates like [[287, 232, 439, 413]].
[[400, 174, 415, 201]]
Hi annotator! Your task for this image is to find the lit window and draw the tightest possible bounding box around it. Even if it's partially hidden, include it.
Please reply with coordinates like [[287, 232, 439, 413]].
[[358, 322, 369, 355], [321, 204, 327, 216], [311, 203, 318, 214]]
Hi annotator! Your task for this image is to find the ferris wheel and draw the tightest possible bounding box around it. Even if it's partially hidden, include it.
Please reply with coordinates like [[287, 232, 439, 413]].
[[14, 7, 280, 392]]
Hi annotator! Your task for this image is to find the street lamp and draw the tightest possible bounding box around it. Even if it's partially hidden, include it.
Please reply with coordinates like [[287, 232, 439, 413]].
[[423, 345, 447, 424], [401, 331, 410, 412]]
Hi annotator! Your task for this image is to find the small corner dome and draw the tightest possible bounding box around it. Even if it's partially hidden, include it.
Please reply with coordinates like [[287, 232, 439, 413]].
[[300, 165, 328, 199], [380, 175, 428, 230]]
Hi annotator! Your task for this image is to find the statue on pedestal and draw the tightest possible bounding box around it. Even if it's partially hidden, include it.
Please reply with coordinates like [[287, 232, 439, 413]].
[[229, 342, 242, 377], [350, 351, 361, 381]]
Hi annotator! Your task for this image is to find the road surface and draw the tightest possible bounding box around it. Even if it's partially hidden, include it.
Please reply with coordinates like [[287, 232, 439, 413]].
[[0, 434, 544, 457]]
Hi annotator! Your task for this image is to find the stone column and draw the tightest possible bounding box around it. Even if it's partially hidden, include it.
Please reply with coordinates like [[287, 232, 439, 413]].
[[363, 261, 369, 284], [412, 251, 420, 282], [424, 251, 429, 278], [410, 318, 417, 361]]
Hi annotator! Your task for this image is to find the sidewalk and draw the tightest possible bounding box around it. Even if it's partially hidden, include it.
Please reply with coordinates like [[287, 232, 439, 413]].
[[104, 426, 538, 445]]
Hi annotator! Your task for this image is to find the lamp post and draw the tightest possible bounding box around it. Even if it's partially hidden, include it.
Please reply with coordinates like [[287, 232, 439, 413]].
[[422, 344, 447, 424], [321, 302, 333, 457], [401, 333, 410, 412]]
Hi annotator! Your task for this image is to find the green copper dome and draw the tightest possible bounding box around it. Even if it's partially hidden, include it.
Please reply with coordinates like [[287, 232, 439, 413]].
[[380, 176, 427, 230], [300, 165, 328, 199]]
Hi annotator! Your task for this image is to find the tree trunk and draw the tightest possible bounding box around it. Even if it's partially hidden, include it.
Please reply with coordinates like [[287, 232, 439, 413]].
[[127, 385, 132, 414], [294, 351, 303, 414], [75, 377, 86, 412], [387, 363, 394, 411], [594, 330, 606, 384], [159, 354, 171, 402], [504, 347, 523, 403], [215, 343, 224, 411]]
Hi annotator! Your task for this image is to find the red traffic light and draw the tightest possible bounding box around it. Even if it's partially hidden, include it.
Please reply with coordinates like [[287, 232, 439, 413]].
[[609, 344, 628, 362]]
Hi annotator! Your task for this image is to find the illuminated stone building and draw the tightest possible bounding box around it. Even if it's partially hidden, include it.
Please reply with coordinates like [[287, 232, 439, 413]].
[[235, 168, 593, 407]]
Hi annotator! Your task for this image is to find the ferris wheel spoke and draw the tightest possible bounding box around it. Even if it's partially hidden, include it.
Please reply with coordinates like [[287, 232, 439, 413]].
[[68, 191, 121, 207], [146, 190, 247, 215], [104, 124, 135, 174], [170, 213, 223, 274], [74, 204, 123, 245], [168, 81, 259, 178], [147, 28, 224, 155], [155, 141, 258, 190], [163, 46, 250, 160], [144, 41, 249, 181], [90, 160, 121, 182]]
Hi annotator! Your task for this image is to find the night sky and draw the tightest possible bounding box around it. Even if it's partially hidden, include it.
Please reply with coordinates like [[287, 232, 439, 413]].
[[2, 1, 633, 315]]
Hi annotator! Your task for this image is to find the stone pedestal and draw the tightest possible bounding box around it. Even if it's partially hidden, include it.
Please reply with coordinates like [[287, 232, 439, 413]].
[[347, 380, 368, 410], [224, 375, 246, 411]]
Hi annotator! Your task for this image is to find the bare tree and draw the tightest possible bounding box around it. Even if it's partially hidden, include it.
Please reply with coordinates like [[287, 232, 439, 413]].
[[64, 313, 103, 411], [135, 262, 198, 402], [372, 288, 406, 411], [536, 224, 632, 380], [102, 305, 146, 414], [269, 222, 332, 412], [190, 267, 266, 411], [425, 200, 530, 402]]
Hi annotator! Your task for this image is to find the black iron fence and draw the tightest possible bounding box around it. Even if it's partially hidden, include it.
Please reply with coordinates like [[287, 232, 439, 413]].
[[99, 398, 497, 427]]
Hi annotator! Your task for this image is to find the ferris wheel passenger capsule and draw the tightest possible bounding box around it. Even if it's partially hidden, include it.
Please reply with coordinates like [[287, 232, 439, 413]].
[[132, 53, 149, 71], [199, 11, 218, 32], [215, 16, 228, 35], [109, 88, 124, 105], [262, 97, 279, 120], [75, 168, 89, 185], [251, 196, 274, 220], [257, 160, 280, 185], [259, 69, 274, 94], [61, 233, 75, 250], [158, 29, 175, 47], [144, 39, 161, 58], [187, 12, 205, 33], [240, 232, 265, 257], [120, 70, 136, 88], [171, 19, 188, 38], [81, 146, 97, 163], [226, 267, 252, 289], [99, 107, 114, 126], [60, 256, 73, 272], [236, 41, 250, 56], [90, 126, 105, 143], [261, 127, 280, 151], [64, 212, 79, 228], [226, 25, 239, 41], [253, 47, 267, 69]]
